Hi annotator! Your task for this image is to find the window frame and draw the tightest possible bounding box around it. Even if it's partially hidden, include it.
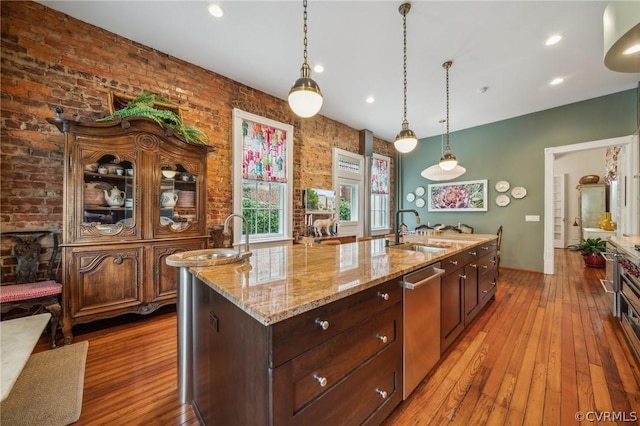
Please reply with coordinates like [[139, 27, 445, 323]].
[[232, 109, 293, 246], [371, 153, 391, 234]]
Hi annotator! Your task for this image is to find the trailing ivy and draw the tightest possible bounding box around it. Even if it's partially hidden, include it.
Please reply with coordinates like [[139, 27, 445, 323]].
[[98, 92, 209, 146]]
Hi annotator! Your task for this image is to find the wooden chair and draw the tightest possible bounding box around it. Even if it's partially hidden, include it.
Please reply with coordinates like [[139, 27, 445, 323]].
[[496, 225, 503, 273], [414, 224, 433, 232], [440, 225, 462, 234], [0, 231, 62, 348], [458, 224, 474, 234]]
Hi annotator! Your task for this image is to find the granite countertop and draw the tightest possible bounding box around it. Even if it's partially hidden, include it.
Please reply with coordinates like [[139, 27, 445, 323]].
[[176, 233, 496, 326], [610, 235, 640, 265]]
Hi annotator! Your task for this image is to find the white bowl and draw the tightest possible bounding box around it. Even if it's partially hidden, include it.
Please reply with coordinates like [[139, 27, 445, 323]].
[[161, 170, 177, 179]]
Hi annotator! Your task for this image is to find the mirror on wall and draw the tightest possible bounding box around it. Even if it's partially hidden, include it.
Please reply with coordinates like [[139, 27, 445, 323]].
[[578, 183, 607, 235]]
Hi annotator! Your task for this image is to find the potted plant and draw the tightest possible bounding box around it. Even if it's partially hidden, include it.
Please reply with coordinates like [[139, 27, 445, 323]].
[[569, 237, 606, 268]]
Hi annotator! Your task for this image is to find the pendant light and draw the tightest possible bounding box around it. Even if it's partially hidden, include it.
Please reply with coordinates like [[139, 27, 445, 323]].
[[421, 119, 466, 181], [394, 3, 417, 154], [439, 61, 458, 170], [288, 0, 323, 118]]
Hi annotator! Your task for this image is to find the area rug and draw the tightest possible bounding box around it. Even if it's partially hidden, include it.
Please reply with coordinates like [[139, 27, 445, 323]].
[[1, 341, 89, 426]]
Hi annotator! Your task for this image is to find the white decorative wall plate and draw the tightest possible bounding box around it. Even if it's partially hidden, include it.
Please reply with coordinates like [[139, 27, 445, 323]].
[[406, 193, 415, 202], [415, 198, 425, 208], [415, 186, 425, 196], [495, 180, 510, 192], [496, 194, 510, 206], [511, 186, 527, 199]]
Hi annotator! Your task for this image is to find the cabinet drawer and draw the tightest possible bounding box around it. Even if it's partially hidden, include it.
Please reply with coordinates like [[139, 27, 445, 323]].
[[440, 252, 470, 276], [289, 303, 401, 412], [270, 279, 402, 367], [477, 241, 497, 256], [278, 341, 402, 426]]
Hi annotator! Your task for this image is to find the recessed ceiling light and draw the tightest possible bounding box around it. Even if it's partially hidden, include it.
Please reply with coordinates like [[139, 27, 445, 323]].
[[366, 96, 375, 104], [478, 86, 489, 94], [624, 44, 640, 55], [208, 4, 224, 18], [550, 77, 564, 85], [314, 64, 324, 73], [545, 34, 563, 46]]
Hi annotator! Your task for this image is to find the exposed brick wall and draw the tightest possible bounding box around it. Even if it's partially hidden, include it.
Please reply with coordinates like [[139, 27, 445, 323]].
[[1, 1, 395, 247]]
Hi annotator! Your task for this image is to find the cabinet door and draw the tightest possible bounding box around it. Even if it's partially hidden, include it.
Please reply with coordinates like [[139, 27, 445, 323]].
[[441, 270, 464, 353], [150, 239, 207, 302], [65, 246, 143, 319], [463, 261, 479, 326], [478, 252, 497, 307], [154, 145, 205, 237], [70, 135, 141, 243]]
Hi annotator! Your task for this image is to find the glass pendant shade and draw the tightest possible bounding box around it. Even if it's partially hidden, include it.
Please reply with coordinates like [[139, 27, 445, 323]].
[[439, 145, 457, 170], [421, 164, 466, 181], [394, 121, 418, 153], [288, 71, 323, 118]]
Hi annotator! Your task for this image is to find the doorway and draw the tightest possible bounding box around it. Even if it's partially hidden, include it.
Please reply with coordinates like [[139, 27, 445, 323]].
[[543, 135, 638, 274], [333, 148, 365, 238]]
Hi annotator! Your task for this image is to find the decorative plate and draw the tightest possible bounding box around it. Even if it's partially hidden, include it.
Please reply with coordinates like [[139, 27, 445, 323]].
[[511, 186, 527, 199], [495, 180, 510, 193], [406, 193, 415, 202], [415, 186, 425, 197], [415, 198, 425, 208], [496, 195, 510, 207]]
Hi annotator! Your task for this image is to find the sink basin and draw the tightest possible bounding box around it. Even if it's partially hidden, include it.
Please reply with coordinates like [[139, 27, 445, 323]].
[[390, 243, 447, 254], [189, 250, 239, 260], [166, 248, 252, 267]]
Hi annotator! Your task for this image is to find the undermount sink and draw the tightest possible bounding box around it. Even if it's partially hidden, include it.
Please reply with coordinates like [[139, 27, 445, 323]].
[[391, 243, 447, 254], [166, 248, 252, 267]]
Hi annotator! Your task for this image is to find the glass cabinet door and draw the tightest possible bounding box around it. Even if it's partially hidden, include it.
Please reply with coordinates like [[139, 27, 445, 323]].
[[82, 155, 135, 236], [159, 163, 198, 232]]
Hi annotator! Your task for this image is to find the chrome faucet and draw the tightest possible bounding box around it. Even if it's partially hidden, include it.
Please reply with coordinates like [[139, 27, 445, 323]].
[[223, 213, 250, 254], [395, 209, 421, 245]]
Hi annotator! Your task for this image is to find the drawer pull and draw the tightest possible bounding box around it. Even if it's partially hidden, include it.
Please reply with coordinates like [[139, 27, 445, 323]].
[[315, 319, 330, 330], [314, 374, 328, 387], [482, 265, 488, 269], [376, 388, 388, 399], [468, 251, 477, 256], [469, 263, 477, 268], [491, 281, 496, 287], [481, 246, 489, 250], [490, 260, 496, 265], [449, 260, 458, 265], [377, 292, 390, 301], [482, 289, 488, 294], [376, 334, 388, 344], [459, 274, 466, 279]]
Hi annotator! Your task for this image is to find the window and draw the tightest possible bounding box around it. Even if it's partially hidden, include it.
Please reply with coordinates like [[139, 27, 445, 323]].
[[371, 154, 390, 231], [233, 109, 293, 244]]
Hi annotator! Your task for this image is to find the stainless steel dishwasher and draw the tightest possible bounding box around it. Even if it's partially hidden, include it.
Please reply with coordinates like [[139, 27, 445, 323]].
[[402, 262, 445, 399]]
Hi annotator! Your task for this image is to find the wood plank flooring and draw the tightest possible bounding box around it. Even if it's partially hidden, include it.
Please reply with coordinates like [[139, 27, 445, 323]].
[[34, 249, 640, 425]]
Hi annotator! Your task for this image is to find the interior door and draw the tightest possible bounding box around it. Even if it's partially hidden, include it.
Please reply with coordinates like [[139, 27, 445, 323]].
[[553, 174, 565, 248], [333, 149, 364, 238]]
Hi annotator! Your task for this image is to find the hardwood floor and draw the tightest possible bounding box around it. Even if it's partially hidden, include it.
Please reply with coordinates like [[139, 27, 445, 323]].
[[34, 249, 640, 425]]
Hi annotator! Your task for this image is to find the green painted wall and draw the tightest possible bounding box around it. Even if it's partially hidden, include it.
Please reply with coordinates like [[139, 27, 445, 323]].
[[398, 88, 638, 272]]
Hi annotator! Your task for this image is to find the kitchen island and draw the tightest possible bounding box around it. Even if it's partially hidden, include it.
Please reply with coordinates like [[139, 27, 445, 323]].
[[167, 233, 497, 425]]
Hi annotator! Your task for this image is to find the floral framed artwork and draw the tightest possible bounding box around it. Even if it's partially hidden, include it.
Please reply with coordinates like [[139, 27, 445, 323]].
[[427, 179, 488, 212]]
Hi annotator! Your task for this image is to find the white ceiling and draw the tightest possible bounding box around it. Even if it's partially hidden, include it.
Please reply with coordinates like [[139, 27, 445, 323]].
[[38, 1, 639, 141]]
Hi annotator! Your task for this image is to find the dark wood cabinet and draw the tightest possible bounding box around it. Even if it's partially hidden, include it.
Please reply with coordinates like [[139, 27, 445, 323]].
[[192, 278, 403, 426], [49, 117, 211, 343], [441, 242, 497, 353]]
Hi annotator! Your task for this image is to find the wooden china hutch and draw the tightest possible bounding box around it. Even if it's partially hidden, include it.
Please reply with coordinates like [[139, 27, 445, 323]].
[[48, 116, 211, 344]]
